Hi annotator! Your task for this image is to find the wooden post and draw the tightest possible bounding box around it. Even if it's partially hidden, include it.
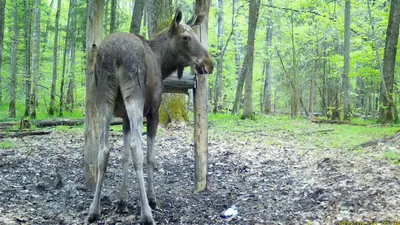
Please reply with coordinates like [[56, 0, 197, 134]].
[[84, 0, 104, 191], [193, 0, 211, 192]]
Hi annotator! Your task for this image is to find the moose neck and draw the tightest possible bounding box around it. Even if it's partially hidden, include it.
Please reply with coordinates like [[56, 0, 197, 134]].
[[148, 31, 179, 80]]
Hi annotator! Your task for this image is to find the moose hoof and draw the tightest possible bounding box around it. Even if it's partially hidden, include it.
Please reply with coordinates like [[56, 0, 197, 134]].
[[87, 212, 100, 223], [148, 198, 158, 210], [141, 217, 156, 225], [116, 200, 128, 213]]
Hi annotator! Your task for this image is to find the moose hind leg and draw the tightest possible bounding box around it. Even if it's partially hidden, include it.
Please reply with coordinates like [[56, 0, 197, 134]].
[[124, 98, 154, 225], [146, 113, 159, 209], [117, 118, 131, 213], [87, 107, 113, 223]]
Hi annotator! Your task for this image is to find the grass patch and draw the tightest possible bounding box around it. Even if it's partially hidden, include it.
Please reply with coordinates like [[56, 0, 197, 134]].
[[208, 113, 400, 150], [0, 140, 15, 149], [383, 150, 400, 164]]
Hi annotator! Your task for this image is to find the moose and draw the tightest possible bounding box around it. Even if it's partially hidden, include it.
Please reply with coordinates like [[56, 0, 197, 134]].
[[87, 9, 213, 225]]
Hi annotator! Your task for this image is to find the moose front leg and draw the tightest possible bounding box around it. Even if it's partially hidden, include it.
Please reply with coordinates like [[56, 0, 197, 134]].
[[146, 113, 159, 209]]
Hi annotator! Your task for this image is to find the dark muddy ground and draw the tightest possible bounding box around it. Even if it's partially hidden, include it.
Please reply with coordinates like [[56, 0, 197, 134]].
[[0, 122, 399, 225]]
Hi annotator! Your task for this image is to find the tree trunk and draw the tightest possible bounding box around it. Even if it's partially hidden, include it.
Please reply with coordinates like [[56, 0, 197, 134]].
[[233, 0, 241, 81], [290, 12, 299, 119], [29, 0, 40, 119], [110, 0, 116, 33], [342, 0, 351, 121], [9, 0, 18, 118], [84, 0, 104, 191], [66, 0, 77, 111], [147, 0, 155, 38], [42, 0, 54, 51], [152, 0, 189, 125], [355, 76, 364, 109], [232, 53, 248, 115], [309, 58, 316, 118], [0, 0, 5, 104], [262, 0, 273, 114], [49, 0, 61, 116], [213, 0, 224, 113], [242, 0, 261, 119], [130, 0, 145, 34], [23, 0, 32, 117], [376, 0, 399, 123]]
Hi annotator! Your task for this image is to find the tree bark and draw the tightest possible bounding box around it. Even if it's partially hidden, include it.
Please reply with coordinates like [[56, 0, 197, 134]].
[[213, 0, 224, 113], [49, 0, 62, 116], [342, 0, 351, 121], [9, 0, 18, 118], [23, 0, 32, 117], [0, 0, 5, 104], [84, 0, 104, 191], [29, 0, 41, 119], [242, 0, 261, 119], [262, 0, 273, 114], [66, 0, 77, 111], [130, 0, 145, 34]]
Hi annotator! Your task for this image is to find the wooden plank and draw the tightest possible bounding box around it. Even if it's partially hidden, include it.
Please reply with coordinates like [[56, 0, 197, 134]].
[[163, 72, 195, 92]]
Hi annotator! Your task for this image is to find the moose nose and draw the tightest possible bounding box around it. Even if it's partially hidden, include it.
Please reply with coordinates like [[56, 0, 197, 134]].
[[202, 55, 213, 74]]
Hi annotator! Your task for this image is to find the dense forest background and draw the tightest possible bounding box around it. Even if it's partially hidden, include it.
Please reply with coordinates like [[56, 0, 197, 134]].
[[0, 0, 399, 123]]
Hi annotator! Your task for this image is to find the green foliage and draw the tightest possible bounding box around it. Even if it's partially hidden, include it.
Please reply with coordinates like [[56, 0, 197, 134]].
[[0, 0, 396, 122]]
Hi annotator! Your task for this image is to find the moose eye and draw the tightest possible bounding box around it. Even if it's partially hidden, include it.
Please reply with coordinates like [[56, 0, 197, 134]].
[[182, 35, 191, 43]]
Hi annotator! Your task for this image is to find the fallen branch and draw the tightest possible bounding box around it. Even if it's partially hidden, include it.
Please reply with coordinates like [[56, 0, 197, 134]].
[[0, 131, 52, 138], [311, 119, 351, 125], [0, 118, 125, 129], [299, 129, 334, 135]]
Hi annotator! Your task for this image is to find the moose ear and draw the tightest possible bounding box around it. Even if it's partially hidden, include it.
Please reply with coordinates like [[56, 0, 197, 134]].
[[186, 13, 205, 27], [171, 9, 182, 32]]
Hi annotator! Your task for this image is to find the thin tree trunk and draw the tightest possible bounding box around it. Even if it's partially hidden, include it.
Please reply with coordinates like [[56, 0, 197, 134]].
[[84, 0, 104, 191], [242, 0, 261, 119], [147, 0, 155, 38], [49, 0, 61, 116], [110, 0, 116, 33], [130, 0, 145, 34], [59, 2, 73, 117], [23, 0, 32, 117], [0, 0, 5, 104], [232, 53, 248, 115], [233, 0, 241, 79], [42, 0, 54, 50], [66, 0, 77, 111], [342, 0, 351, 121], [30, 0, 40, 119], [213, 0, 224, 113], [9, 0, 18, 118], [262, 0, 273, 114], [355, 76, 364, 109], [309, 58, 316, 118], [290, 12, 298, 118]]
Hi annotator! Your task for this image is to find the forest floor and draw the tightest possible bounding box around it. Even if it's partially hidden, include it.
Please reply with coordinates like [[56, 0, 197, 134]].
[[0, 115, 400, 225]]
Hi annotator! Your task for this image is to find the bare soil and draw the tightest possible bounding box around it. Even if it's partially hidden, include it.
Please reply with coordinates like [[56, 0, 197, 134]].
[[0, 123, 399, 225]]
